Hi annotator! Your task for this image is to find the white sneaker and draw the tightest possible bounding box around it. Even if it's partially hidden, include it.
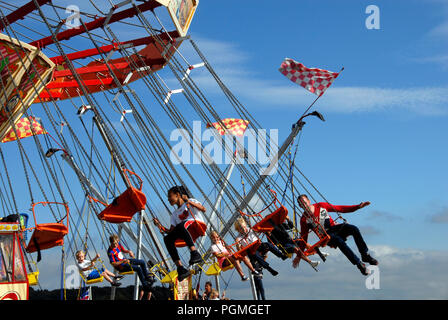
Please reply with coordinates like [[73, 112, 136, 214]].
[[310, 261, 320, 268], [321, 252, 330, 258]]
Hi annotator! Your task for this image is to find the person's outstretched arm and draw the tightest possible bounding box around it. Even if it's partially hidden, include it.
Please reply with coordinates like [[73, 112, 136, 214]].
[[320, 201, 370, 214]]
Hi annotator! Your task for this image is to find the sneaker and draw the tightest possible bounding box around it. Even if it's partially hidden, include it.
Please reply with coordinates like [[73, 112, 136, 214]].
[[357, 262, 370, 276], [310, 260, 320, 268], [188, 250, 203, 265], [321, 251, 330, 258], [362, 254, 378, 266], [251, 270, 260, 276], [177, 266, 191, 282], [112, 281, 122, 287], [241, 275, 248, 282], [267, 267, 278, 276], [114, 275, 124, 281]]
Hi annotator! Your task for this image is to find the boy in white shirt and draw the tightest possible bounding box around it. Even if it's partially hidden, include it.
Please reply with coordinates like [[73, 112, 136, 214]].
[[75, 250, 122, 286]]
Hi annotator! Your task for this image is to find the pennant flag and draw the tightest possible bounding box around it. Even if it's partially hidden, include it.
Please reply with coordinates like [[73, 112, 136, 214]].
[[279, 58, 340, 96], [206, 118, 249, 137], [1, 116, 47, 143]]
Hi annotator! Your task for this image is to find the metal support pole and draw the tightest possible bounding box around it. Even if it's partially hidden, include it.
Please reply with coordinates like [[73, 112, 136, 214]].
[[249, 274, 257, 300], [111, 224, 124, 300], [214, 274, 220, 298], [219, 120, 306, 239], [198, 156, 236, 251], [134, 211, 143, 300]]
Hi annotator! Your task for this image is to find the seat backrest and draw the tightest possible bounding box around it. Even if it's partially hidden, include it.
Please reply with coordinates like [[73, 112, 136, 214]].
[[252, 206, 288, 233], [174, 221, 207, 247], [99, 187, 147, 223]]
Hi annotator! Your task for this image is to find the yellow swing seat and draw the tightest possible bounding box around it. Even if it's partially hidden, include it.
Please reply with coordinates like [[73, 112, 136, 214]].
[[118, 261, 135, 275], [205, 262, 220, 276], [85, 276, 104, 285], [118, 270, 134, 276], [161, 269, 178, 284], [205, 261, 234, 276], [28, 271, 39, 286]]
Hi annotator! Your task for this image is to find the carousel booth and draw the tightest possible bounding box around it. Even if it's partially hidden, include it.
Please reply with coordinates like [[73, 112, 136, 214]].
[[0, 222, 28, 300]]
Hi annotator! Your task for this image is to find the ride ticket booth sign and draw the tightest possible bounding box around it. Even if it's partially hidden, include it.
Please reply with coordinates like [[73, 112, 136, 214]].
[[0, 223, 29, 300]]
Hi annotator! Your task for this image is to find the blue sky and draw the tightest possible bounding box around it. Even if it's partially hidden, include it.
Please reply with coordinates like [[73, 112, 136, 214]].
[[185, 0, 448, 299], [190, 0, 448, 249], [1, 0, 447, 299]]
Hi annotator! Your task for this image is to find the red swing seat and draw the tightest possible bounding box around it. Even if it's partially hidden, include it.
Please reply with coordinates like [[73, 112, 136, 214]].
[[298, 206, 331, 256], [91, 169, 147, 224], [174, 205, 207, 248], [252, 206, 288, 233], [303, 236, 331, 256], [25, 202, 69, 253], [231, 239, 261, 260], [240, 189, 288, 234]]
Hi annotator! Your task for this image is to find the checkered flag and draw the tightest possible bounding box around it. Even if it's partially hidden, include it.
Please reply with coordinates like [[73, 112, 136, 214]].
[[206, 118, 249, 137], [1, 116, 47, 143], [279, 58, 341, 96]]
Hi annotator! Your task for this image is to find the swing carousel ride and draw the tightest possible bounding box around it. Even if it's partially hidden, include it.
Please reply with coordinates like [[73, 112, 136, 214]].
[[0, 0, 346, 300]]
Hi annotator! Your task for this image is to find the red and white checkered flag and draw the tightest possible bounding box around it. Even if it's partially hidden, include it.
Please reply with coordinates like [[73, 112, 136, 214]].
[[1, 116, 47, 143], [279, 58, 340, 96], [206, 118, 249, 137]]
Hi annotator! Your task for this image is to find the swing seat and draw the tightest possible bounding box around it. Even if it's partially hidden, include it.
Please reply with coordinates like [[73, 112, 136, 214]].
[[161, 269, 178, 284], [205, 262, 221, 276], [98, 186, 147, 224], [252, 206, 288, 233], [233, 239, 261, 260], [85, 276, 104, 285], [303, 236, 331, 256], [116, 261, 135, 275], [118, 270, 134, 276], [25, 202, 70, 253], [205, 259, 234, 276], [221, 263, 234, 272], [94, 169, 147, 224], [300, 211, 331, 256], [174, 220, 207, 248], [25, 223, 69, 253], [28, 271, 39, 286]]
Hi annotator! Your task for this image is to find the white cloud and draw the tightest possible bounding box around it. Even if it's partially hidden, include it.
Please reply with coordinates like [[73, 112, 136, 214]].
[[182, 38, 448, 116], [33, 244, 448, 299], [223, 245, 448, 300], [411, 55, 448, 70]]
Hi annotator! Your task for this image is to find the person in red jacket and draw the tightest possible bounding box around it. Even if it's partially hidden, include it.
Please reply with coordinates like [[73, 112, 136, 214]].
[[296, 194, 378, 275]]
